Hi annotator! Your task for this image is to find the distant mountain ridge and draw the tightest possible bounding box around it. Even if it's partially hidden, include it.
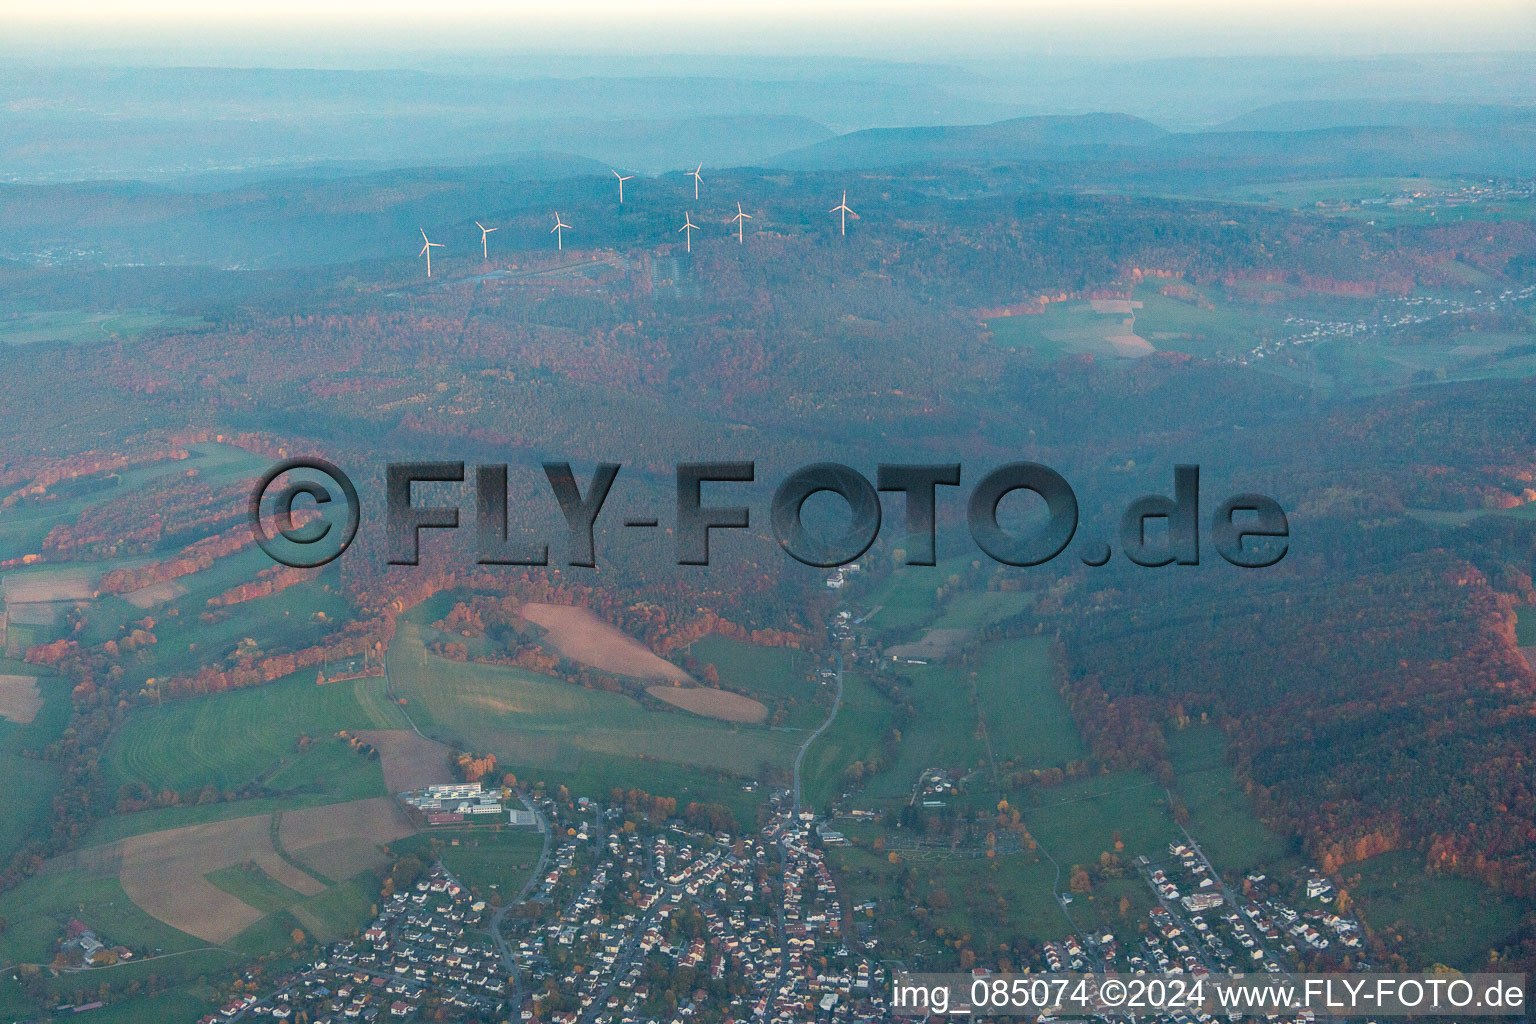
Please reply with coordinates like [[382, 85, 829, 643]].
[[1216, 99, 1536, 133], [772, 104, 1536, 178], [773, 113, 1169, 167]]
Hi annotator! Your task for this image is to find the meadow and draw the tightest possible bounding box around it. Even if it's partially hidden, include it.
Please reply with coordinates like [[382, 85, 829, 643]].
[[798, 672, 895, 812], [829, 842, 1067, 962], [1022, 771, 1181, 868], [1518, 607, 1536, 646], [99, 671, 406, 842], [80, 553, 354, 688], [930, 589, 1032, 630], [687, 633, 827, 728], [0, 659, 71, 861], [856, 658, 988, 802], [1165, 723, 1294, 876], [853, 633, 1075, 804], [973, 636, 1084, 771], [1347, 849, 1525, 970], [984, 302, 1151, 361], [224, 869, 381, 955], [1128, 283, 1277, 360], [0, 310, 202, 348], [857, 555, 976, 633], [388, 620, 800, 817], [394, 827, 546, 901], [206, 861, 310, 915]]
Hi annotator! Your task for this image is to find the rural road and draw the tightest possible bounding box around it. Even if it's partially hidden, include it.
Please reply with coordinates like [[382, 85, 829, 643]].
[[792, 649, 842, 815], [488, 791, 552, 994]]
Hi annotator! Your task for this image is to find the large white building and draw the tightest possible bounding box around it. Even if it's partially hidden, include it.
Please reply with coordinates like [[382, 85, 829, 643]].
[[401, 782, 504, 816]]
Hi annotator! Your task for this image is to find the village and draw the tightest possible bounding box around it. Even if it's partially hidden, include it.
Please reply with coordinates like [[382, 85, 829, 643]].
[[198, 793, 893, 1024], [185, 759, 1376, 1024]]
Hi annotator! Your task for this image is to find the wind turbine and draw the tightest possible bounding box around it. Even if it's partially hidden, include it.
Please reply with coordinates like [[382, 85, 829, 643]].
[[475, 221, 498, 261], [550, 212, 571, 251], [679, 211, 698, 254], [687, 163, 703, 200], [829, 190, 858, 237], [612, 169, 633, 204], [729, 202, 752, 244], [418, 228, 444, 277]]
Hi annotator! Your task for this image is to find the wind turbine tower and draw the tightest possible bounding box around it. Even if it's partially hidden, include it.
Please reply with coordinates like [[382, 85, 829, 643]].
[[829, 191, 858, 237], [550, 212, 571, 251], [612, 169, 634, 204], [730, 202, 752, 244], [688, 163, 703, 200], [418, 228, 444, 277], [475, 221, 498, 261], [679, 212, 698, 254]]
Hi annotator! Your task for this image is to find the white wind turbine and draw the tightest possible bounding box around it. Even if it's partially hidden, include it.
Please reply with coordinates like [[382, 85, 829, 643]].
[[612, 169, 634, 204], [475, 221, 498, 261], [829, 190, 858, 237], [678, 211, 698, 253], [550, 211, 571, 251], [418, 228, 444, 277], [687, 162, 703, 200], [729, 202, 752, 244]]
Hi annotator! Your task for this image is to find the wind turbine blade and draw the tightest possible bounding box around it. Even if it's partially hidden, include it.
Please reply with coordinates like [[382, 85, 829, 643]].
[[420, 242, 429, 256]]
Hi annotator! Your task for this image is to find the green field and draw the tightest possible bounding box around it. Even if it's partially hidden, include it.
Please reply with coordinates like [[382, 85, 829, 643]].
[[830, 842, 1067, 963], [974, 637, 1084, 771], [286, 871, 380, 943], [1516, 607, 1536, 646], [0, 310, 201, 348], [395, 827, 545, 901], [686, 634, 825, 728], [1167, 724, 1294, 876], [985, 302, 1145, 361], [0, 954, 232, 1024], [931, 589, 1032, 630], [206, 862, 308, 915], [850, 634, 1076, 805], [78, 554, 355, 689], [1347, 850, 1526, 970], [858, 659, 989, 802], [389, 620, 795, 816], [104, 671, 404, 803], [859, 556, 974, 633], [0, 664, 72, 862], [1024, 771, 1181, 868], [1129, 283, 1278, 359], [799, 672, 896, 812], [0, 868, 204, 967], [0, 856, 370, 1021]]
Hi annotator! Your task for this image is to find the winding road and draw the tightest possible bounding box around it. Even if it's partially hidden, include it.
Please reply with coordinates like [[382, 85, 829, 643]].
[[792, 649, 843, 815]]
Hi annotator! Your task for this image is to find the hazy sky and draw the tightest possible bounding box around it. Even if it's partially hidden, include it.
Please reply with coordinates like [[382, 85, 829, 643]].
[[5, 0, 1536, 59]]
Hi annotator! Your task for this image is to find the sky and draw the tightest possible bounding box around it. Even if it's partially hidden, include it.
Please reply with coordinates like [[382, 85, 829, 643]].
[[4, 0, 1536, 59]]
